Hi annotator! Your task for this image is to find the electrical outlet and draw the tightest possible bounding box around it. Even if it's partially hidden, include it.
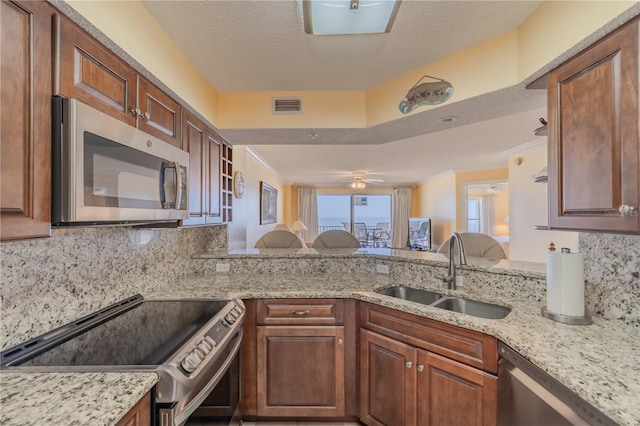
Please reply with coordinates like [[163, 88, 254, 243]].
[[376, 264, 390, 274], [456, 276, 464, 287], [216, 263, 230, 273]]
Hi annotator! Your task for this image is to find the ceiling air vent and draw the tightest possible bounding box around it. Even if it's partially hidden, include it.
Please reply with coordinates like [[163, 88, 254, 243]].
[[272, 97, 303, 115]]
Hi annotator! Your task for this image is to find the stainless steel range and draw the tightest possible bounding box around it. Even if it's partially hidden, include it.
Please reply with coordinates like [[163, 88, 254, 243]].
[[0, 295, 245, 426]]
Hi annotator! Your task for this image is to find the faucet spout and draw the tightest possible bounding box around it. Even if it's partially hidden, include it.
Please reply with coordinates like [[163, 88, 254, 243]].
[[443, 232, 467, 290]]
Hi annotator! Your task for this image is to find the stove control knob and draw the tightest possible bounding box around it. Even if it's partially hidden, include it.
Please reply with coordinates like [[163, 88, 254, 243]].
[[181, 352, 200, 373], [205, 336, 217, 347], [225, 313, 236, 325], [197, 341, 211, 355], [193, 347, 206, 361], [200, 339, 213, 353]]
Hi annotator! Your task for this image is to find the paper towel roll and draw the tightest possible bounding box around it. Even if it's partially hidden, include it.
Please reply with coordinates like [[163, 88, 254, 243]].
[[546, 251, 585, 317]]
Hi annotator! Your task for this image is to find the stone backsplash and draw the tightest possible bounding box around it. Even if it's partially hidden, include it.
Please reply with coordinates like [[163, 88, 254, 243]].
[[0, 225, 227, 350], [579, 233, 640, 325], [2, 226, 637, 350]]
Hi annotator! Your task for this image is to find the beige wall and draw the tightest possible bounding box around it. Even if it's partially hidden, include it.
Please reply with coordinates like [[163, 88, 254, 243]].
[[508, 143, 578, 262], [416, 172, 457, 248]]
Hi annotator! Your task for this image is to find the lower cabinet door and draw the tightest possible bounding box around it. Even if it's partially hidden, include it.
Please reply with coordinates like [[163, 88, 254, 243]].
[[257, 325, 345, 417], [417, 350, 497, 426], [360, 329, 417, 426]]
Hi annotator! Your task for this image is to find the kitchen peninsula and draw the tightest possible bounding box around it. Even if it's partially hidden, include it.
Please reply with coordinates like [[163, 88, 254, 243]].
[[2, 245, 638, 425]]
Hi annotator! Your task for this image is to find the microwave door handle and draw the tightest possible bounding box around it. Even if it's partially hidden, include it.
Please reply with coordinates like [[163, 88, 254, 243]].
[[160, 161, 178, 209], [174, 161, 183, 210]]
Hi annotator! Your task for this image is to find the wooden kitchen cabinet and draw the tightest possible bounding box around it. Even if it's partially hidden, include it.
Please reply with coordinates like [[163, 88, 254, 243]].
[[547, 17, 639, 234], [360, 329, 416, 426], [242, 299, 356, 419], [418, 351, 497, 426], [1, 0, 53, 241], [360, 302, 497, 426], [115, 391, 151, 426], [257, 325, 345, 417], [182, 111, 223, 225], [54, 15, 181, 148]]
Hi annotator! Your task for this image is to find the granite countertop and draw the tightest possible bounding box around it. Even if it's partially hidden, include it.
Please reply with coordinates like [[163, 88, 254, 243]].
[[0, 371, 158, 426], [145, 272, 639, 426], [2, 270, 637, 425]]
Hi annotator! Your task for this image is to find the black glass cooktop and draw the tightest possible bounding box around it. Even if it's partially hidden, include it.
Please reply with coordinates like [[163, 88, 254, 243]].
[[5, 299, 228, 367]]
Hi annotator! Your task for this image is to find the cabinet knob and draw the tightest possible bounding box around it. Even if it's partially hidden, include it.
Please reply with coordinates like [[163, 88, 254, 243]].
[[141, 111, 151, 120], [405, 361, 413, 369], [618, 205, 637, 215], [130, 107, 141, 117], [337, 338, 343, 345], [417, 364, 424, 372]]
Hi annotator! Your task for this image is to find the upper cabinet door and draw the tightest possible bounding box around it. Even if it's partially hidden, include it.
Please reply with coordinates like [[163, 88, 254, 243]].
[[54, 15, 137, 127], [1, 0, 53, 241], [548, 18, 639, 234], [137, 77, 182, 148]]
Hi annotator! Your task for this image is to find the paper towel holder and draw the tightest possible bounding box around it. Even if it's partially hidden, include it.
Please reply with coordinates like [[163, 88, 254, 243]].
[[541, 307, 592, 325]]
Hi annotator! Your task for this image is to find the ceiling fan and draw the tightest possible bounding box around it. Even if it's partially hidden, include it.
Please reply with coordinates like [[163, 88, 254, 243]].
[[348, 173, 384, 189]]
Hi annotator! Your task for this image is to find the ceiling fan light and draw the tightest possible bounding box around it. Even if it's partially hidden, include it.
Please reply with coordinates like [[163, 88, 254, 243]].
[[303, 0, 401, 35]]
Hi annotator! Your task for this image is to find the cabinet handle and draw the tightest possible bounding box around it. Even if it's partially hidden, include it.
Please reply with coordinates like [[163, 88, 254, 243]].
[[291, 310, 310, 316], [405, 361, 413, 369], [618, 205, 637, 215], [141, 111, 151, 120], [337, 338, 343, 345], [130, 107, 141, 117], [417, 364, 424, 372]]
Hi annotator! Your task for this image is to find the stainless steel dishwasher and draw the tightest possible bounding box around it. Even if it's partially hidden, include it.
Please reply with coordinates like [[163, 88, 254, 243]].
[[497, 342, 618, 426]]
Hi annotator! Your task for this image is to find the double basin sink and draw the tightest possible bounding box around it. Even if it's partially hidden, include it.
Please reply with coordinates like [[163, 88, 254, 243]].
[[376, 286, 511, 319]]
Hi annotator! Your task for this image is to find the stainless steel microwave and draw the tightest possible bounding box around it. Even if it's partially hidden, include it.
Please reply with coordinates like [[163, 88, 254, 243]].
[[52, 97, 188, 225]]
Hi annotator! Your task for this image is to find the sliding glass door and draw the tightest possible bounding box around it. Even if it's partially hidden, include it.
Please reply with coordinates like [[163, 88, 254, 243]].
[[317, 194, 391, 247]]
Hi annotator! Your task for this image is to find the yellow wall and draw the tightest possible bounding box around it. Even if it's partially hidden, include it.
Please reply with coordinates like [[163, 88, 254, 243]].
[[242, 153, 286, 249], [218, 92, 366, 129], [66, 0, 219, 126], [508, 143, 578, 262], [66, 1, 637, 132], [517, 1, 637, 80], [365, 31, 519, 127], [416, 172, 457, 248], [455, 169, 509, 231]]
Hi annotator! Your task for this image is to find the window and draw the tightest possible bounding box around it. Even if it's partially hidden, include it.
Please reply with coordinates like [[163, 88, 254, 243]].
[[317, 194, 391, 247], [467, 199, 480, 233]]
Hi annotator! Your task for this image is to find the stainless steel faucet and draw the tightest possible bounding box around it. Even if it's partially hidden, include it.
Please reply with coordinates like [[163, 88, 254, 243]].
[[442, 232, 467, 290]]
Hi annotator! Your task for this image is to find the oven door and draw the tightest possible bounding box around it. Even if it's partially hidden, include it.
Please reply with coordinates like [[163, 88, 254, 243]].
[[158, 329, 242, 426], [185, 349, 241, 426], [52, 97, 189, 224]]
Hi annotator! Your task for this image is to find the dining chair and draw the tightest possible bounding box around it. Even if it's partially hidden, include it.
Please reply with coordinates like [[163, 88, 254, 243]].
[[353, 222, 370, 247], [254, 230, 304, 248], [312, 230, 361, 248]]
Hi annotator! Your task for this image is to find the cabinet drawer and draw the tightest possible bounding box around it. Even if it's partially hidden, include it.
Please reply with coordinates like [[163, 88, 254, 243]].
[[257, 299, 344, 325], [360, 302, 497, 374]]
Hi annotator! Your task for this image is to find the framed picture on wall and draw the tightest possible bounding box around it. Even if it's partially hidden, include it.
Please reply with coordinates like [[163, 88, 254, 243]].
[[260, 181, 277, 224]]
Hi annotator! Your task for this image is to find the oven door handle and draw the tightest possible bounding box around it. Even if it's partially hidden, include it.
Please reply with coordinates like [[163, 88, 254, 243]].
[[173, 328, 243, 426]]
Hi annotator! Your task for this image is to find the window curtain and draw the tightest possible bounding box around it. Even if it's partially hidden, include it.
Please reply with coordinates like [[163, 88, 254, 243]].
[[480, 195, 495, 235], [391, 188, 412, 249], [298, 187, 318, 243]]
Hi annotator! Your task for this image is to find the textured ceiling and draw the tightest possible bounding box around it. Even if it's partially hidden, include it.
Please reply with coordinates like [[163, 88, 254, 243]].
[[140, 0, 548, 184], [142, 0, 542, 92]]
